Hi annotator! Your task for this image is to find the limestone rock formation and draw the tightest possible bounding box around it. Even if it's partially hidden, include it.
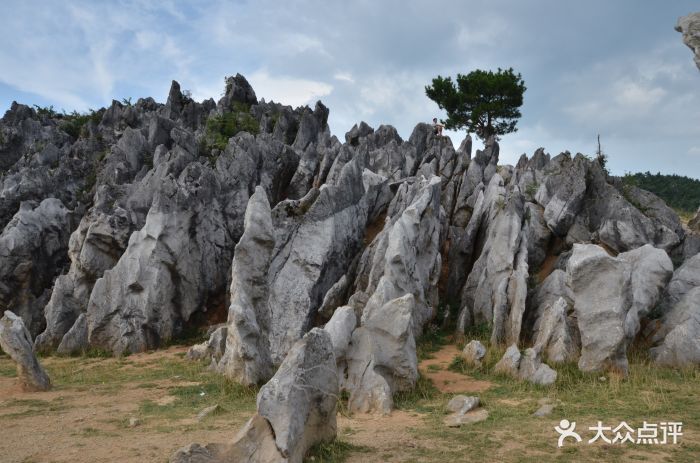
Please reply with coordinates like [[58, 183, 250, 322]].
[[676, 13, 700, 71], [0, 310, 51, 391], [1, 72, 699, 422], [462, 340, 487, 367], [494, 344, 557, 385], [0, 198, 72, 336], [568, 244, 673, 374], [214, 186, 276, 384], [651, 253, 700, 366], [172, 328, 337, 463]]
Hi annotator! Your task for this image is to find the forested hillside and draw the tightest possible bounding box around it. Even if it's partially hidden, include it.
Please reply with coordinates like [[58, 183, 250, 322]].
[[624, 172, 700, 213]]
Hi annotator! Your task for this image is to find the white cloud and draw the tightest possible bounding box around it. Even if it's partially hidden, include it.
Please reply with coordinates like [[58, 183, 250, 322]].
[[248, 70, 333, 107], [333, 72, 355, 83]]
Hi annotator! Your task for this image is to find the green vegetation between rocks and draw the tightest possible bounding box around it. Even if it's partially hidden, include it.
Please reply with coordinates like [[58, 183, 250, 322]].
[[202, 102, 260, 155]]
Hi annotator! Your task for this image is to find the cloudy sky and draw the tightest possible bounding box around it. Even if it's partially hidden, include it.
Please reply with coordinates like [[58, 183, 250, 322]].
[[1, 1, 698, 177]]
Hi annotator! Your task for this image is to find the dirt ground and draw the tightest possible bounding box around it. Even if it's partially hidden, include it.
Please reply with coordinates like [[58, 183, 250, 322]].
[[1, 343, 697, 463], [0, 345, 482, 463]]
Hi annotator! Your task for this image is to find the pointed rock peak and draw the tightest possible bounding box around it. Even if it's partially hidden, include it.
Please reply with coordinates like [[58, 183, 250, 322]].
[[166, 80, 183, 109], [345, 121, 374, 145], [219, 73, 258, 109], [313, 100, 329, 125]]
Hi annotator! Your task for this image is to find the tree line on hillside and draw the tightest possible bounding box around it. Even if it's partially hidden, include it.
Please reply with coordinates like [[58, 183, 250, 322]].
[[624, 171, 700, 213]]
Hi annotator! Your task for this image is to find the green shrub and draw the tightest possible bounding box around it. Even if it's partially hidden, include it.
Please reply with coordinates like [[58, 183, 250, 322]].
[[59, 109, 104, 139], [202, 103, 260, 154]]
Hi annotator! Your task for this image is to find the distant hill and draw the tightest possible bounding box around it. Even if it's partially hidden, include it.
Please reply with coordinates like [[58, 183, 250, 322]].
[[623, 172, 700, 213]]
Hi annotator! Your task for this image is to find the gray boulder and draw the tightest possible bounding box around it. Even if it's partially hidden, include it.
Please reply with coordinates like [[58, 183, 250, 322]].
[[173, 328, 337, 463], [461, 340, 486, 367], [186, 325, 227, 363], [0, 310, 51, 391], [651, 287, 700, 367], [533, 297, 579, 363], [458, 176, 528, 345], [323, 306, 357, 371], [494, 344, 557, 385], [346, 294, 416, 414], [568, 244, 672, 374]]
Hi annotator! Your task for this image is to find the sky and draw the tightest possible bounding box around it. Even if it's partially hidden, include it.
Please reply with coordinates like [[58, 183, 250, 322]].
[[1, 0, 698, 177]]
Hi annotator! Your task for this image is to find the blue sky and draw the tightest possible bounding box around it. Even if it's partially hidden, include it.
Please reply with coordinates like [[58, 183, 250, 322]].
[[1, 1, 698, 177]]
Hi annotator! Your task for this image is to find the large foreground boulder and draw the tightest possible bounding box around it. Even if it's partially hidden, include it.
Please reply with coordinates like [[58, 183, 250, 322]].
[[567, 244, 673, 374], [0, 310, 51, 391], [171, 328, 338, 463]]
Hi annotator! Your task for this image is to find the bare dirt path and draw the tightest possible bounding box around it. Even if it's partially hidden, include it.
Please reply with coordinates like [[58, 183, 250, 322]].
[[419, 344, 492, 394]]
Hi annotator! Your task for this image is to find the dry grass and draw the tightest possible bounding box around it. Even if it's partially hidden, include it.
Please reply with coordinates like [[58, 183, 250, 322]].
[[1, 337, 698, 463]]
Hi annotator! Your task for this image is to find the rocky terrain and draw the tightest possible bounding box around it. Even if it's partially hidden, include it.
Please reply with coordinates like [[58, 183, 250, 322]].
[[677, 12, 700, 71], [1, 72, 699, 460]]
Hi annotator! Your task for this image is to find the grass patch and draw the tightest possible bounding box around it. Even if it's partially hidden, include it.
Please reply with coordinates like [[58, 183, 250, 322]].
[[305, 439, 370, 463], [411, 340, 700, 463], [138, 374, 257, 423]]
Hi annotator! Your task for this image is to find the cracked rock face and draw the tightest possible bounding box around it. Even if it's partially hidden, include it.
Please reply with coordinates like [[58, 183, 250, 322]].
[[650, 253, 700, 367], [0, 198, 72, 337], [0, 310, 51, 391], [214, 186, 276, 385], [172, 328, 337, 463], [568, 244, 672, 374]]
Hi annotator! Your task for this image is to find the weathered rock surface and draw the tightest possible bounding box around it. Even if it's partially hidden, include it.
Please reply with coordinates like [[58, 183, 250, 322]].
[[342, 174, 443, 414], [444, 408, 489, 427], [172, 328, 337, 463], [446, 395, 480, 414], [676, 13, 700, 71], [214, 186, 275, 384], [689, 207, 700, 232], [651, 254, 700, 367], [494, 344, 557, 385], [186, 325, 227, 363], [533, 297, 579, 363], [0, 198, 72, 337], [462, 340, 487, 367], [568, 244, 672, 374], [0, 310, 51, 391], [651, 286, 700, 367]]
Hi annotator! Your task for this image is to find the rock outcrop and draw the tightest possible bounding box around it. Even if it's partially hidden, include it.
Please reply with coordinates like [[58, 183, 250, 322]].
[[0, 198, 72, 337], [650, 253, 700, 367], [213, 186, 276, 384], [676, 13, 700, 71], [0, 310, 51, 391], [568, 244, 673, 374], [0, 72, 698, 435]]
